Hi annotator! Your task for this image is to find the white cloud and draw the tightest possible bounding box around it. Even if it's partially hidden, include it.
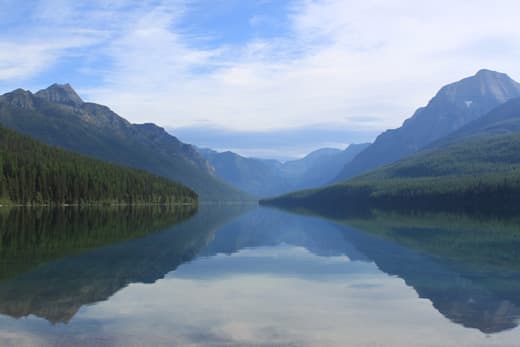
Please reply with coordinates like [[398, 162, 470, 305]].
[[3, 0, 520, 133], [0, 42, 60, 80], [83, 0, 520, 132], [0, 1, 116, 81]]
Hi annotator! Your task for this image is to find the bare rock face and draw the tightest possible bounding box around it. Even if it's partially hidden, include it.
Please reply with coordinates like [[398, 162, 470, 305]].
[[35, 83, 84, 107], [0, 89, 36, 109]]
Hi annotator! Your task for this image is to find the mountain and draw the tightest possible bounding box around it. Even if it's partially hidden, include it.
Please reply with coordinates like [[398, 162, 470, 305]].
[[198, 143, 369, 197], [358, 96, 520, 180], [199, 148, 286, 197], [334, 70, 520, 182], [262, 95, 520, 212], [433, 96, 520, 146], [0, 84, 246, 201], [0, 124, 196, 205], [35, 83, 83, 107], [282, 144, 370, 188]]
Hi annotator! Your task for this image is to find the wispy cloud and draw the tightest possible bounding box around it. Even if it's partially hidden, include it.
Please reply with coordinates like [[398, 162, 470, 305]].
[[2, 0, 520, 136]]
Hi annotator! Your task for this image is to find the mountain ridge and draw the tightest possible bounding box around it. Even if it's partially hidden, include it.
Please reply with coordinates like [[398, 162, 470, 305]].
[[333, 69, 520, 182], [0, 84, 247, 201], [198, 143, 370, 197], [262, 86, 520, 212], [35, 83, 84, 107]]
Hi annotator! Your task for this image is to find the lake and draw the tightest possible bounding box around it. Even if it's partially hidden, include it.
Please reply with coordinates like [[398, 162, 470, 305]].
[[0, 205, 519, 346]]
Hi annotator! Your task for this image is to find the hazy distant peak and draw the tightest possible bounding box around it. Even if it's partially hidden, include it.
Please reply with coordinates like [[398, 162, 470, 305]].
[[437, 69, 520, 104], [475, 68, 495, 75], [306, 148, 342, 157], [35, 83, 84, 107], [474, 69, 520, 94], [475, 68, 508, 78]]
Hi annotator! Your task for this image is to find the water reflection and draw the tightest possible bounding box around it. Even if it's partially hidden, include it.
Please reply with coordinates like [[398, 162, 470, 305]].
[[298, 208, 520, 334], [0, 205, 248, 323], [198, 207, 520, 334], [0, 206, 197, 282], [0, 205, 519, 346]]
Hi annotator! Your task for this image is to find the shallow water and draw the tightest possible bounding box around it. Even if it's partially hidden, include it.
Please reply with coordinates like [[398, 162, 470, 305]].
[[0, 205, 519, 346]]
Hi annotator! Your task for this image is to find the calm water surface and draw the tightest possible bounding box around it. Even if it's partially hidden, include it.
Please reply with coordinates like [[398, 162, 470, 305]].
[[0, 205, 520, 346]]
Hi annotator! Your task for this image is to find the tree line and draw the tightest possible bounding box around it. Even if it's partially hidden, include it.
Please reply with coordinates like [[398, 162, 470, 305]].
[[0, 126, 197, 205]]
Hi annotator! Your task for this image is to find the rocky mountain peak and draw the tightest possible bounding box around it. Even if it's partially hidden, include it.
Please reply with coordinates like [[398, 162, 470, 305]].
[[438, 69, 520, 104], [333, 70, 520, 182], [35, 83, 84, 107], [0, 89, 36, 109], [474, 69, 520, 102]]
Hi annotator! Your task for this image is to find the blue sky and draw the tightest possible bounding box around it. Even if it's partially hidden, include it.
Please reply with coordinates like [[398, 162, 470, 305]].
[[1, 0, 520, 158]]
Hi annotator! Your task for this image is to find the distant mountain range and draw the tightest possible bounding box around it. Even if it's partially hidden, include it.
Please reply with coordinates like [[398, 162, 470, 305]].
[[333, 69, 520, 182], [262, 70, 520, 211], [352, 96, 520, 182], [3, 69, 519, 205], [197, 69, 520, 199], [0, 84, 247, 201], [198, 143, 369, 197]]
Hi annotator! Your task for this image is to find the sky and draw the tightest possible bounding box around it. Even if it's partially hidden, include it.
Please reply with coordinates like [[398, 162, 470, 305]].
[[1, 0, 520, 159]]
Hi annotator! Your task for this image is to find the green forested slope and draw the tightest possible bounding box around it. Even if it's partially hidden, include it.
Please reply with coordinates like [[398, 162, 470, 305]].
[[360, 133, 520, 179], [262, 95, 520, 211], [262, 133, 520, 212], [0, 125, 197, 205], [0, 84, 248, 201]]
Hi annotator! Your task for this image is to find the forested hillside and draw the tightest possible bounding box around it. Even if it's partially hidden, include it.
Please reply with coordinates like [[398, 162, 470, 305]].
[[0, 84, 246, 201], [264, 76, 520, 212], [262, 133, 520, 212], [0, 125, 197, 205]]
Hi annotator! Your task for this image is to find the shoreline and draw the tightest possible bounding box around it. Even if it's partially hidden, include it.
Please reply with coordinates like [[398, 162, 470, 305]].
[[0, 202, 198, 208]]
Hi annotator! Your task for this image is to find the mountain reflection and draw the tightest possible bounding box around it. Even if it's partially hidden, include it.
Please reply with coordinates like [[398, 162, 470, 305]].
[[0, 205, 250, 323], [0, 205, 519, 336], [276, 207, 520, 334]]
